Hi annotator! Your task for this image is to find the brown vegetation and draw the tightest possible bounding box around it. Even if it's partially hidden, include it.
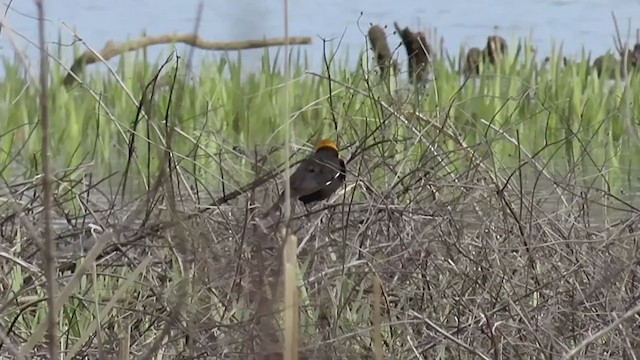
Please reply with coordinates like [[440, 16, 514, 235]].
[[592, 43, 640, 78], [462, 35, 508, 77], [394, 22, 432, 84], [484, 35, 508, 65], [6, 124, 640, 358], [367, 25, 398, 81], [463, 47, 482, 77], [591, 24, 640, 78]]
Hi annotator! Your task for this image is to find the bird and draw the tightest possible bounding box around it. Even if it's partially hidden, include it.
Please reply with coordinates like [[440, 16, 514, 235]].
[[263, 138, 346, 218]]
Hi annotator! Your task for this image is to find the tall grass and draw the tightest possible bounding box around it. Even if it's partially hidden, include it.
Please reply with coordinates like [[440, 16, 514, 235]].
[[3, 40, 639, 196]]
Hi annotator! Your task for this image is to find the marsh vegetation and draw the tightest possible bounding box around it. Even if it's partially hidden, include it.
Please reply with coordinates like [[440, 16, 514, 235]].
[[1, 14, 640, 359]]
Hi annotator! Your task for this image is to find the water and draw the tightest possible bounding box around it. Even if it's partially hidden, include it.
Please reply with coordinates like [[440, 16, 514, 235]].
[[1, 0, 640, 74]]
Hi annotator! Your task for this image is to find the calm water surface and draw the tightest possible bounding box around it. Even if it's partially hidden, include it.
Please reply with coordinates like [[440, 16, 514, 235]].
[[2, 0, 640, 73]]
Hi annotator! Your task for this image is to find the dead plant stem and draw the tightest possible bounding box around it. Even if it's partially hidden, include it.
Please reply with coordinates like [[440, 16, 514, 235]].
[[35, 0, 57, 358]]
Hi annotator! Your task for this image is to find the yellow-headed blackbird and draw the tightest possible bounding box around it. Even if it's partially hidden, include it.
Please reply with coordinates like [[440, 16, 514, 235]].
[[265, 138, 346, 217]]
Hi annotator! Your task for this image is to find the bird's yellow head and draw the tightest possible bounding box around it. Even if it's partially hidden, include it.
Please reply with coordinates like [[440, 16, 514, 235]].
[[315, 138, 339, 152]]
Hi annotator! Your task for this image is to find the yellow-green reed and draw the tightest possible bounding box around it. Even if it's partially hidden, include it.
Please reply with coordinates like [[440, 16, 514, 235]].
[[2, 37, 640, 201]]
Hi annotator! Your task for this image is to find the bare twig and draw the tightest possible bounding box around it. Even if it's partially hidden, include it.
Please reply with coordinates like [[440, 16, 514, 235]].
[[140, 5, 208, 359], [562, 301, 640, 360], [409, 310, 492, 360], [282, 2, 297, 359], [372, 274, 383, 360], [34, 0, 57, 358], [0, 0, 14, 38], [0, 327, 24, 360]]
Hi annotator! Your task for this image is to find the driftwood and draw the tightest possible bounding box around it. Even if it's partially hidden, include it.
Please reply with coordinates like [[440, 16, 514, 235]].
[[63, 33, 312, 88], [367, 25, 397, 80], [394, 22, 432, 85]]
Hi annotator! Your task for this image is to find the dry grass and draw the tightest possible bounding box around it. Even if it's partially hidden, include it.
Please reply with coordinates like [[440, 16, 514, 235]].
[[1, 107, 639, 358]]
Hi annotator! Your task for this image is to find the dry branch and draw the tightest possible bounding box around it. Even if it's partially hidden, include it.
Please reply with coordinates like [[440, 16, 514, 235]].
[[63, 33, 312, 88]]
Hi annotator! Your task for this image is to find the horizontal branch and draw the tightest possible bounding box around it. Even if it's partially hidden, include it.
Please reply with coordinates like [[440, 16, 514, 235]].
[[63, 33, 312, 88]]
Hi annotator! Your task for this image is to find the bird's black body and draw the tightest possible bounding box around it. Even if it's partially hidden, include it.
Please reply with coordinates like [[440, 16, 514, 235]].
[[265, 140, 346, 217], [297, 153, 346, 205]]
